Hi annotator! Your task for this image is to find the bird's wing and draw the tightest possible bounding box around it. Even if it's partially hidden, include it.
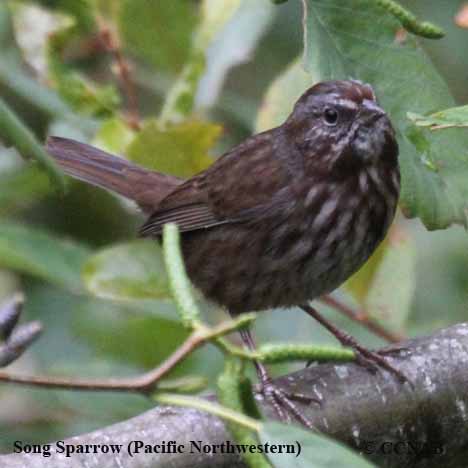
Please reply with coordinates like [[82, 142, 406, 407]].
[[139, 128, 297, 237], [139, 202, 230, 236]]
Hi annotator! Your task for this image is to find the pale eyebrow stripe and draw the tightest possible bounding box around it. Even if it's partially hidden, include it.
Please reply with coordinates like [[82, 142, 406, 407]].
[[334, 98, 359, 110], [314, 94, 360, 110]]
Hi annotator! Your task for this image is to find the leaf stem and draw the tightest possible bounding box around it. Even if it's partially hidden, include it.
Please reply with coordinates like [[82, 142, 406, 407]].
[[155, 393, 262, 433], [0, 97, 66, 191]]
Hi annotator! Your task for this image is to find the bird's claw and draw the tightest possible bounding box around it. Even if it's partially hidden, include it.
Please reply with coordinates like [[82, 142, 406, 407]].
[[352, 346, 413, 387], [256, 380, 319, 430]]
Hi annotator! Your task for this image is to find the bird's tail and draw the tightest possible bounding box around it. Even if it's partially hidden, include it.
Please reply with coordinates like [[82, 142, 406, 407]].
[[46, 136, 182, 213]]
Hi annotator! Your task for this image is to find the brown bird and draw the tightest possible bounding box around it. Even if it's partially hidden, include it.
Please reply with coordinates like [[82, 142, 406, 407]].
[[46, 80, 401, 428]]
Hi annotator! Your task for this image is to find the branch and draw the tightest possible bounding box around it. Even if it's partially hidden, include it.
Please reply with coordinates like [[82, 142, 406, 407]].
[[0, 316, 255, 393], [1, 323, 468, 467]]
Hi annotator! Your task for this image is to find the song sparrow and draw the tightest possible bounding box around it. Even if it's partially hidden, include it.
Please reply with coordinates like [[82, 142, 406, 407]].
[[46, 80, 400, 428]]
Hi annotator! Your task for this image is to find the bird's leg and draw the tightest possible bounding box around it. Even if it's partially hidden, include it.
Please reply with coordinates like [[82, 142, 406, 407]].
[[300, 304, 408, 383], [319, 295, 404, 344], [239, 328, 318, 429]]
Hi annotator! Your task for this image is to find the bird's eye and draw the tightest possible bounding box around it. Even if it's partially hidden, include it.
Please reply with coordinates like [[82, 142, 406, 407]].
[[323, 107, 338, 126]]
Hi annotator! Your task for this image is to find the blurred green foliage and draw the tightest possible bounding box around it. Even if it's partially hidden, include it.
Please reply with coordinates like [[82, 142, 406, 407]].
[[0, 0, 468, 465], [126, 120, 221, 176], [83, 240, 170, 300], [119, 0, 197, 73], [408, 105, 468, 130]]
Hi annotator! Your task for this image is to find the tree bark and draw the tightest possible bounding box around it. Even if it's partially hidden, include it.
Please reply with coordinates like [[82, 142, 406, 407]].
[[2, 323, 468, 468]]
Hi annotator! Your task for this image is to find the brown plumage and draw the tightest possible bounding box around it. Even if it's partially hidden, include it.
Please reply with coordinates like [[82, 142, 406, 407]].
[[47, 80, 399, 315], [47, 136, 183, 213], [47, 80, 401, 426]]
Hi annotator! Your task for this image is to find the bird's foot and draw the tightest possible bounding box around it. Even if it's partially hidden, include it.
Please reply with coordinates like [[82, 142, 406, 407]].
[[339, 333, 411, 385], [256, 379, 319, 430], [239, 327, 319, 429]]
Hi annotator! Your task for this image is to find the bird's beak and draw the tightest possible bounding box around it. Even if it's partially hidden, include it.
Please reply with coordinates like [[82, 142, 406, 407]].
[[361, 99, 386, 122]]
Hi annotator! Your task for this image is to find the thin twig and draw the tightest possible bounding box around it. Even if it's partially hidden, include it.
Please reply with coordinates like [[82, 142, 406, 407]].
[[0, 320, 247, 394], [320, 295, 404, 343], [98, 18, 141, 130]]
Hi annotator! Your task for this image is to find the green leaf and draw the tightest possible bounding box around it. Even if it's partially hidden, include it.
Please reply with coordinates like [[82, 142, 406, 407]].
[[0, 222, 89, 291], [82, 240, 171, 301], [303, 0, 468, 229], [119, 0, 197, 73], [260, 421, 375, 468], [256, 57, 313, 132], [26, 0, 95, 32], [0, 2, 15, 50], [159, 0, 243, 123], [0, 3, 96, 135], [126, 119, 221, 177], [198, 0, 242, 43], [0, 0, 91, 177], [73, 300, 189, 369], [0, 147, 51, 213], [92, 117, 136, 154], [159, 49, 206, 124], [47, 27, 120, 118], [0, 58, 97, 135], [408, 105, 468, 130], [0, 165, 50, 214], [70, 297, 223, 381], [345, 237, 389, 305], [364, 226, 415, 330], [197, 0, 275, 108]]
